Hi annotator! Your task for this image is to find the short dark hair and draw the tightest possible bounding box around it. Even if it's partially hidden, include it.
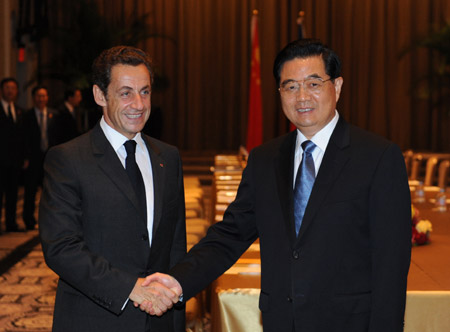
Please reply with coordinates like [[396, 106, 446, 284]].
[[0, 77, 19, 90], [92, 46, 153, 97], [273, 39, 342, 86], [64, 87, 81, 100], [32, 86, 48, 96]]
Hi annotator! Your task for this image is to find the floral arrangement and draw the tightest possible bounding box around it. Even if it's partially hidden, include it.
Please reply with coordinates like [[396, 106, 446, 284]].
[[411, 205, 432, 245]]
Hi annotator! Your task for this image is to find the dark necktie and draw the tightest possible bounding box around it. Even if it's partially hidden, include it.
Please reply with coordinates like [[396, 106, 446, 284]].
[[124, 140, 147, 221], [293, 140, 316, 236], [7, 104, 14, 123]]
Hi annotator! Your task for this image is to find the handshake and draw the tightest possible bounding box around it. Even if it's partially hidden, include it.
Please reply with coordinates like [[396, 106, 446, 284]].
[[129, 273, 182, 316]]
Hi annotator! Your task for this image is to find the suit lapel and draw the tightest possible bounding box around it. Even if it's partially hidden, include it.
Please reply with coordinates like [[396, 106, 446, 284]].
[[274, 131, 298, 246], [142, 135, 165, 235], [90, 124, 147, 231], [296, 117, 351, 242]]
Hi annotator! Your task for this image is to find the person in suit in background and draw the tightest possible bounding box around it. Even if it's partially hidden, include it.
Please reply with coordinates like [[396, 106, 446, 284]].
[[22, 86, 61, 230], [143, 39, 412, 332], [57, 87, 87, 143], [39, 46, 186, 332], [0, 77, 26, 232]]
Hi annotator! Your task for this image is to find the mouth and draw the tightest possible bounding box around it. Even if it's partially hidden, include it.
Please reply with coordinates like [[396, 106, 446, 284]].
[[296, 108, 314, 113], [125, 113, 143, 119]]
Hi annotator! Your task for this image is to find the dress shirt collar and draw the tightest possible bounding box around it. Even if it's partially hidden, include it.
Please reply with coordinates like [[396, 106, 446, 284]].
[[100, 116, 145, 153], [295, 110, 339, 154], [64, 101, 74, 114]]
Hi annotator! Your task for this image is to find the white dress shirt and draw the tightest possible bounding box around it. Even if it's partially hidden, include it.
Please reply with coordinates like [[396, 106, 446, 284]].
[[293, 110, 340, 187]]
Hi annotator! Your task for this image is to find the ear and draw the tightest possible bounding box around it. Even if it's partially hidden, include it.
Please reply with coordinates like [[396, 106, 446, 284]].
[[93, 85, 107, 107], [334, 77, 343, 102]]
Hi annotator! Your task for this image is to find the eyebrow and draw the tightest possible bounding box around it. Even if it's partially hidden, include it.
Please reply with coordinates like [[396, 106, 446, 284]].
[[117, 85, 151, 92], [280, 73, 325, 85]]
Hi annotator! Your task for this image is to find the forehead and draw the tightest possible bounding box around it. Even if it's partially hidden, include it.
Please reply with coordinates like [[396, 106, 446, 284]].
[[2, 81, 18, 89], [35, 89, 48, 96], [280, 56, 326, 79], [109, 64, 150, 87]]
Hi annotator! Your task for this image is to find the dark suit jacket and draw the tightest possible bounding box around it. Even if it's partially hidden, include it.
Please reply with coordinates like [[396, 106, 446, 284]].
[[39, 123, 186, 332], [22, 107, 62, 163], [170, 117, 411, 332], [57, 104, 84, 143], [0, 102, 25, 167]]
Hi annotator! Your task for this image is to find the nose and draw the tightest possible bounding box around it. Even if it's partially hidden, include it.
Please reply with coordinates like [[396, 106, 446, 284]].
[[132, 94, 144, 110], [296, 84, 310, 101]]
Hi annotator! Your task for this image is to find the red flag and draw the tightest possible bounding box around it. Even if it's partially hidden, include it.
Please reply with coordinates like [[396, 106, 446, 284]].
[[246, 11, 263, 152]]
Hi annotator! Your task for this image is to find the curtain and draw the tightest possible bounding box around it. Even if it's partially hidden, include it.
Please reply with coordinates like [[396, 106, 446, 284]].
[[44, 0, 450, 152]]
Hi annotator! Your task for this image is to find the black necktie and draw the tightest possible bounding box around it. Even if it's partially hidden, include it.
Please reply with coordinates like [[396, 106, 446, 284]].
[[124, 140, 147, 221], [7, 104, 14, 123], [293, 140, 316, 236]]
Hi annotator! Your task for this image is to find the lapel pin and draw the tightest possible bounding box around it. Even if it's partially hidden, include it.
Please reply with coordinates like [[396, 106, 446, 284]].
[[160, 163, 164, 167]]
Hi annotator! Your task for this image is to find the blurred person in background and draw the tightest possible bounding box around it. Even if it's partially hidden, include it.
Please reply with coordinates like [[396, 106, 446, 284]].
[[0, 77, 26, 232], [22, 86, 61, 230]]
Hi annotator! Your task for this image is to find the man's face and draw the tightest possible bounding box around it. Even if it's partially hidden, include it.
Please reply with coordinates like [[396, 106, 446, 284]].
[[94, 64, 151, 140], [68, 89, 82, 107], [279, 56, 343, 138], [33, 88, 49, 110], [1, 81, 18, 103]]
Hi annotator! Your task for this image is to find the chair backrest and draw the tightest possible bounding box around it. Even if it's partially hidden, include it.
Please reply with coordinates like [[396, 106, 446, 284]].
[[438, 160, 450, 189], [410, 154, 423, 181], [403, 149, 414, 177], [424, 157, 439, 186]]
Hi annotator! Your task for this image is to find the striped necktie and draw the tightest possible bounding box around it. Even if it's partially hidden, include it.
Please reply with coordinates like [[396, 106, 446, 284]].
[[293, 140, 316, 236]]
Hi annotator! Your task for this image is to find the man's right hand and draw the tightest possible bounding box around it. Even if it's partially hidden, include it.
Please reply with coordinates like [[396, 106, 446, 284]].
[[129, 275, 180, 316]]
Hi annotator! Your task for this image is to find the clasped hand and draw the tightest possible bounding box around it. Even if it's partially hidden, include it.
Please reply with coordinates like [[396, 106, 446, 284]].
[[129, 273, 182, 316]]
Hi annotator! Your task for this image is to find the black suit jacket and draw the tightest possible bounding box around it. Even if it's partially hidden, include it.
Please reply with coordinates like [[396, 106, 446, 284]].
[[57, 104, 84, 143], [39, 123, 186, 332], [170, 117, 411, 332], [22, 107, 62, 163], [0, 102, 25, 167]]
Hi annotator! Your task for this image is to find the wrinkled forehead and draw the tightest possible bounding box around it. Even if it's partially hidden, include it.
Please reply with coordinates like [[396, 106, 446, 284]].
[[280, 56, 327, 79], [109, 64, 151, 88]]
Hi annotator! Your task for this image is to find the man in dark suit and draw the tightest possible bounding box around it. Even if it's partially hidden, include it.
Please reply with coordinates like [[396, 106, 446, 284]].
[[57, 87, 87, 143], [39, 46, 186, 332], [22, 86, 61, 230], [145, 39, 412, 331], [0, 77, 26, 232]]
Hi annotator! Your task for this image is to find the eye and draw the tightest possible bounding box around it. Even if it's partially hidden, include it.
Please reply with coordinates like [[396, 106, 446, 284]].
[[285, 83, 298, 92], [121, 91, 130, 97], [306, 79, 322, 90]]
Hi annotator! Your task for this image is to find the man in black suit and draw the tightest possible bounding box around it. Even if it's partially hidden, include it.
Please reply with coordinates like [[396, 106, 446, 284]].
[[39, 46, 185, 332], [0, 78, 25, 232], [22, 86, 61, 230], [57, 87, 87, 143], [145, 39, 412, 332]]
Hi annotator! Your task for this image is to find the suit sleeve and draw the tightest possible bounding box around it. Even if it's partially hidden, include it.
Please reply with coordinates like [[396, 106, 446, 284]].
[[170, 152, 259, 300], [368, 143, 411, 331], [39, 146, 137, 315]]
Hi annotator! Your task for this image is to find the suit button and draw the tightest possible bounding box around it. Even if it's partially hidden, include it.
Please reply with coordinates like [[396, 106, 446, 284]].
[[141, 234, 148, 241], [292, 250, 299, 259], [287, 296, 292, 302]]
